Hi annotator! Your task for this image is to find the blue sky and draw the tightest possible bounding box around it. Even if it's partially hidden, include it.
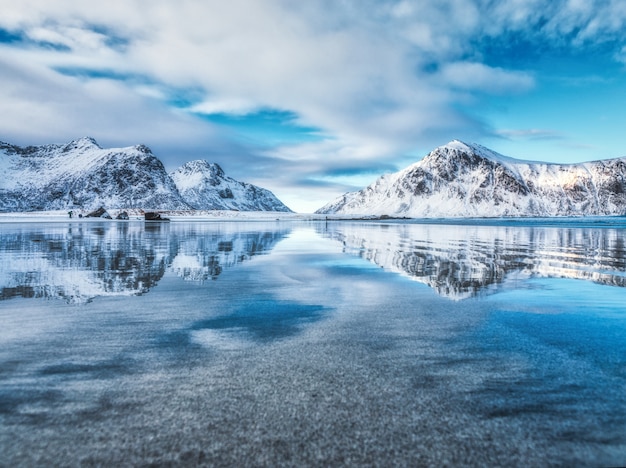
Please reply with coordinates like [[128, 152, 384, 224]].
[[1, 0, 626, 212]]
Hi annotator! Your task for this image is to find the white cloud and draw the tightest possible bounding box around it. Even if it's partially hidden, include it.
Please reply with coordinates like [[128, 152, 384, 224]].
[[189, 98, 260, 116], [1, 0, 626, 211], [25, 25, 109, 51], [439, 62, 535, 94], [495, 128, 564, 141], [0, 52, 219, 151], [0, 1, 614, 125]]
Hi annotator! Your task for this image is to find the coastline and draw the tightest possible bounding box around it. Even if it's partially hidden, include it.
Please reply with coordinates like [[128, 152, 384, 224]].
[[0, 209, 321, 223], [0, 210, 625, 228]]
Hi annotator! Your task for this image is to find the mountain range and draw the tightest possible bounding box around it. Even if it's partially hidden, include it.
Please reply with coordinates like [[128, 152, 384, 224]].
[[4, 137, 626, 217], [170, 160, 290, 212], [316, 140, 626, 217], [0, 137, 291, 212]]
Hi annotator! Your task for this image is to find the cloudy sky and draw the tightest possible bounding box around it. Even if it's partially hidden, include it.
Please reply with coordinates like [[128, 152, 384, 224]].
[[1, 0, 626, 212]]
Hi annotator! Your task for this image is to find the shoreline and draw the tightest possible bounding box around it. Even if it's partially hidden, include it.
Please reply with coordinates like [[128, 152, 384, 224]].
[[0, 209, 321, 223], [0, 210, 625, 228]]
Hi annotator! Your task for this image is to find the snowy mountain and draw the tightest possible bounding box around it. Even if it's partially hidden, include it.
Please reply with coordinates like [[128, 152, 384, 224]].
[[0, 137, 189, 211], [0, 137, 291, 212], [170, 160, 292, 212], [316, 140, 626, 217]]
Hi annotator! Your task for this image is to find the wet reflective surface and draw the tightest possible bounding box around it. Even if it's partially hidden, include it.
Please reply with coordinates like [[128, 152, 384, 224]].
[[1, 219, 626, 466], [0, 222, 288, 303], [320, 220, 626, 299]]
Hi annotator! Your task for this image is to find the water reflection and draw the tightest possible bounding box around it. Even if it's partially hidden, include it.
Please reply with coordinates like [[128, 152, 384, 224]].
[[2, 220, 626, 303], [318, 222, 626, 300], [164, 299, 330, 349], [0, 222, 289, 303]]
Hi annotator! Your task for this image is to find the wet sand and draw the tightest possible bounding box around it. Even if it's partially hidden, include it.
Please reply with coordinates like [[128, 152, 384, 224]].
[[1, 221, 625, 466]]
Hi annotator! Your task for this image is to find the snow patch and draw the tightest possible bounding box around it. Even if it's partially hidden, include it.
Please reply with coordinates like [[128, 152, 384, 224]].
[[317, 141, 626, 218]]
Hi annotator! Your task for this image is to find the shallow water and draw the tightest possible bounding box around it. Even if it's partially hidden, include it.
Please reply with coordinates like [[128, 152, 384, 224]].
[[1, 219, 625, 466]]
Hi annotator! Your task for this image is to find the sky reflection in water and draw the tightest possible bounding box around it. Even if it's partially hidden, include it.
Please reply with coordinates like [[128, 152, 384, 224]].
[[1, 219, 626, 303], [0, 220, 625, 466]]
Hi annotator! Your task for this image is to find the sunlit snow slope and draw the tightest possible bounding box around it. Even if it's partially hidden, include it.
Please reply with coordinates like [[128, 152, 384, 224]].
[[316, 141, 626, 217]]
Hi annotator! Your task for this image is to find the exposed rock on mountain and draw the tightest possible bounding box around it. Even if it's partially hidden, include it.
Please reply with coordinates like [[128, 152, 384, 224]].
[[170, 160, 292, 212], [316, 140, 626, 217], [0, 137, 189, 211], [0, 137, 291, 212]]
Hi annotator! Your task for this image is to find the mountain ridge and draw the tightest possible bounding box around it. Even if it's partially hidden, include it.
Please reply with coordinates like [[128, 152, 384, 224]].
[[0, 137, 291, 213], [170, 160, 291, 212], [316, 140, 626, 217]]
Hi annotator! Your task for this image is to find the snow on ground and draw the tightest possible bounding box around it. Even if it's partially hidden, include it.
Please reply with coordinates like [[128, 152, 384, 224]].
[[2, 209, 625, 226], [0, 210, 323, 223]]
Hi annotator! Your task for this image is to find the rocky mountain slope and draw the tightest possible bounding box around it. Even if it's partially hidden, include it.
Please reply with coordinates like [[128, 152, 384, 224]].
[[0, 137, 290, 212], [170, 160, 291, 212], [316, 140, 626, 217], [0, 137, 188, 211]]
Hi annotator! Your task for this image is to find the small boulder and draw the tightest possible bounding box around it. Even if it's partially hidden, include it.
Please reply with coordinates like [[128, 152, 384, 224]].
[[144, 212, 170, 221], [86, 206, 112, 219]]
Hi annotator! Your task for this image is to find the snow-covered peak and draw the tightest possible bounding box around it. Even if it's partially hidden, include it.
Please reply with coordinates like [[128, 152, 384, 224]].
[[134, 144, 153, 154], [440, 140, 498, 154], [441, 139, 472, 152], [170, 160, 226, 193], [0, 137, 190, 211], [1, 137, 293, 213], [170, 159, 292, 212], [435, 140, 549, 167], [317, 140, 626, 217], [176, 160, 225, 178], [433, 140, 520, 164], [64, 136, 101, 151]]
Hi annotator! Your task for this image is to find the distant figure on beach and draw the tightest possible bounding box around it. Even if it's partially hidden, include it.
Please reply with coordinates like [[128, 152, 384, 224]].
[[68, 210, 73, 219]]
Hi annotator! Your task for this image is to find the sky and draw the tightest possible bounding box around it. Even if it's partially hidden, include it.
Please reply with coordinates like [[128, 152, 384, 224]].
[[1, 0, 626, 213]]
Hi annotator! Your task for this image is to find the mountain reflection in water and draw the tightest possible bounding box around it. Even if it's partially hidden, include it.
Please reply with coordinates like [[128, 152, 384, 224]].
[[0, 222, 289, 303], [318, 222, 626, 300], [2, 220, 626, 303]]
